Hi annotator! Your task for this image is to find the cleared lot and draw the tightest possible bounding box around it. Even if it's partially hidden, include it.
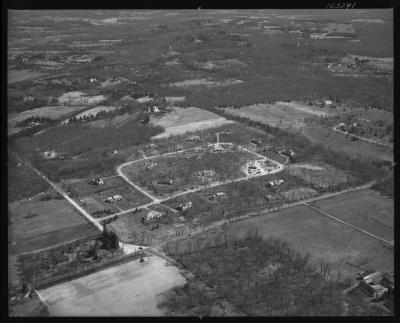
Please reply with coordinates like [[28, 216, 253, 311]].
[[151, 107, 234, 139], [39, 256, 186, 316], [308, 189, 394, 242], [226, 203, 393, 278]]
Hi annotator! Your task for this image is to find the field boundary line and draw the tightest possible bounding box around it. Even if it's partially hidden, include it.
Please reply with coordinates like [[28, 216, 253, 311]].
[[303, 203, 394, 246]]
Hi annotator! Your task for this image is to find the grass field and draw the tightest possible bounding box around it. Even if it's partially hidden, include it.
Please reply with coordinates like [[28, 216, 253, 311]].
[[8, 69, 47, 84], [302, 124, 393, 162], [308, 189, 394, 242], [225, 203, 393, 278], [8, 105, 88, 135], [8, 197, 97, 255], [38, 256, 186, 316], [151, 107, 235, 139], [223, 101, 329, 130]]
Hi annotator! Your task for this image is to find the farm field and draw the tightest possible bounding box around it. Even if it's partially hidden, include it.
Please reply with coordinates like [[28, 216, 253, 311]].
[[223, 101, 330, 130], [225, 203, 393, 278], [68, 176, 153, 217], [286, 162, 354, 187], [8, 105, 88, 135], [38, 256, 186, 316], [151, 107, 235, 139], [8, 196, 98, 255], [8, 69, 47, 84], [308, 189, 394, 242], [302, 125, 393, 162]]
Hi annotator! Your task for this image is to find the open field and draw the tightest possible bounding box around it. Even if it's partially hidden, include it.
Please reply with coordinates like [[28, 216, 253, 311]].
[[151, 107, 235, 139], [8, 69, 47, 84], [308, 189, 394, 242], [8, 105, 88, 135], [302, 125, 393, 162], [38, 256, 186, 316], [225, 203, 393, 278], [223, 101, 329, 130], [8, 196, 97, 255], [286, 162, 354, 187]]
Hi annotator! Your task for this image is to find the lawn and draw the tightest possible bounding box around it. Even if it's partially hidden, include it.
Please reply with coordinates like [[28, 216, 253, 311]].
[[308, 189, 394, 242]]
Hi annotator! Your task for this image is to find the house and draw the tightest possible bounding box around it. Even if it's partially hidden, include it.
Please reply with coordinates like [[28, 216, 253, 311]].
[[87, 178, 104, 186], [176, 201, 192, 211], [186, 135, 201, 141], [209, 192, 226, 201], [279, 148, 295, 159], [157, 178, 174, 185], [358, 271, 389, 298], [266, 179, 284, 188], [42, 150, 57, 160], [144, 161, 158, 170], [143, 143, 157, 151], [381, 272, 394, 289], [105, 195, 122, 203], [264, 194, 276, 201], [141, 210, 165, 224], [251, 138, 262, 146]]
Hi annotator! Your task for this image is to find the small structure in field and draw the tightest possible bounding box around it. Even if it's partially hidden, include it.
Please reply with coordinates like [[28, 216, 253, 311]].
[[264, 194, 277, 201], [42, 150, 65, 160], [186, 135, 201, 141], [144, 161, 158, 170], [42, 150, 57, 160], [157, 178, 174, 185], [266, 179, 284, 188], [209, 192, 227, 201], [279, 148, 295, 159], [141, 210, 165, 224], [194, 169, 216, 182], [358, 271, 389, 298], [105, 195, 122, 203], [143, 143, 157, 151], [176, 201, 192, 211], [87, 178, 104, 186], [251, 138, 262, 146]]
